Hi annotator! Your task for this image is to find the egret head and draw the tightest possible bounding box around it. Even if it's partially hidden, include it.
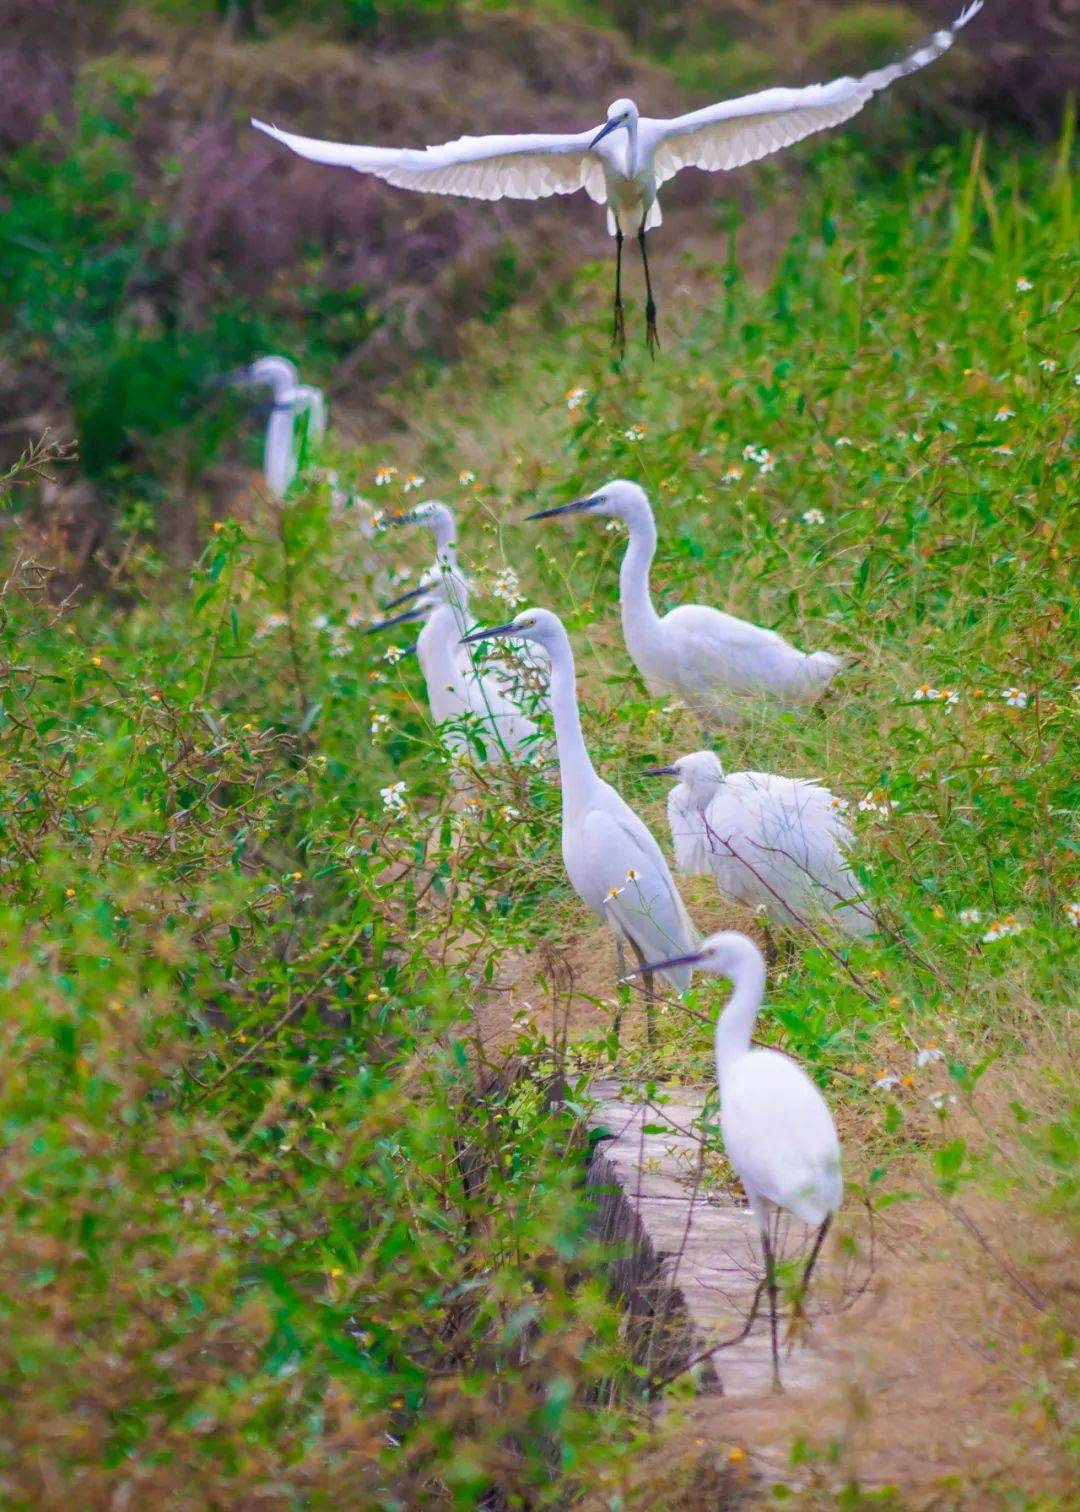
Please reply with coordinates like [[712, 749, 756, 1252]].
[[376, 562, 469, 622], [233, 355, 299, 397], [636, 930, 765, 983], [591, 99, 638, 148], [387, 500, 457, 553], [644, 749, 725, 800], [460, 606, 566, 656], [526, 479, 651, 530]]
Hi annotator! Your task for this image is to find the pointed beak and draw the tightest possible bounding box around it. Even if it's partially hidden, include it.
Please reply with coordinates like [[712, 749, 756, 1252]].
[[460, 621, 518, 646], [209, 368, 251, 391], [642, 766, 678, 777], [525, 496, 598, 521], [365, 603, 427, 634], [589, 119, 622, 149], [380, 583, 427, 612], [626, 949, 705, 978], [382, 510, 423, 530]]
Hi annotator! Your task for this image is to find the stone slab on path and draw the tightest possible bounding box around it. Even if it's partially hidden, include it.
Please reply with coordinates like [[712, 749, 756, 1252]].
[[587, 1080, 835, 1399]]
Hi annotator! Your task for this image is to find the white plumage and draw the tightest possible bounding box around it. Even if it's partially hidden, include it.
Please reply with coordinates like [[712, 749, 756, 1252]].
[[462, 608, 698, 1031], [651, 749, 875, 938], [233, 355, 326, 499], [252, 4, 980, 349], [529, 481, 842, 723], [643, 930, 841, 1388]]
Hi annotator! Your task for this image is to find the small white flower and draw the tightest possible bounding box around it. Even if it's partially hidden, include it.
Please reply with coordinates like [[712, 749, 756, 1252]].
[[912, 684, 941, 702], [491, 567, 523, 608], [1002, 688, 1028, 709], [254, 612, 288, 640], [958, 907, 982, 926], [370, 713, 390, 739], [720, 466, 743, 485], [801, 508, 826, 526], [345, 607, 368, 629], [916, 1044, 946, 1068], [858, 793, 892, 816], [928, 1092, 957, 1113], [501, 805, 520, 820], [829, 795, 850, 814], [310, 613, 330, 631], [982, 915, 1023, 943], [994, 407, 1015, 422], [604, 518, 625, 533], [757, 449, 776, 475], [1038, 358, 1057, 373], [1016, 276, 1033, 292], [602, 885, 624, 904], [565, 385, 587, 412], [873, 1073, 901, 1092], [1064, 901, 1080, 928], [623, 424, 646, 442], [380, 781, 407, 813], [458, 470, 476, 485], [625, 867, 639, 882], [383, 645, 406, 665], [834, 436, 853, 448], [741, 444, 759, 461], [993, 445, 1015, 456], [943, 689, 960, 706], [402, 473, 426, 493], [374, 466, 397, 486]]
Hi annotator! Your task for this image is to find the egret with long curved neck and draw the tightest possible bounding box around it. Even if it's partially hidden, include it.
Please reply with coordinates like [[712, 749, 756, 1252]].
[[643, 930, 842, 1390], [462, 607, 698, 1039], [529, 481, 842, 724], [228, 355, 327, 499]]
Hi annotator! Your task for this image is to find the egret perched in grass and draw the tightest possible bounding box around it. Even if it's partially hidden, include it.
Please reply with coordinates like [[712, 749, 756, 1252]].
[[642, 930, 842, 1389], [528, 481, 842, 724], [253, 3, 979, 352], [230, 356, 326, 498], [462, 607, 698, 1037], [372, 568, 542, 768], [646, 750, 875, 941]]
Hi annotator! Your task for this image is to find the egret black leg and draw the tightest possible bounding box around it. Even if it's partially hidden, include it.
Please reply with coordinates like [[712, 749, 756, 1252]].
[[762, 1225, 782, 1392], [637, 220, 659, 356], [799, 1213, 832, 1305], [612, 222, 626, 356]]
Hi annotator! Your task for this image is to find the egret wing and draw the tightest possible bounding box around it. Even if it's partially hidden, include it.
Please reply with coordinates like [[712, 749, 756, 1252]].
[[646, 1, 981, 187], [721, 1050, 842, 1224], [253, 120, 608, 205]]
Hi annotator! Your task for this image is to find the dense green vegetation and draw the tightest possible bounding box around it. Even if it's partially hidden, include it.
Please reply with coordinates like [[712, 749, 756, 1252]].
[[0, 37, 1076, 1506]]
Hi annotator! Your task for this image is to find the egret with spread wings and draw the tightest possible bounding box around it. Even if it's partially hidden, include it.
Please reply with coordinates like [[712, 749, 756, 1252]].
[[253, 2, 980, 352]]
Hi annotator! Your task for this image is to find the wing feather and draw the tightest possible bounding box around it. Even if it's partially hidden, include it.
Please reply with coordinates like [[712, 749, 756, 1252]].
[[252, 120, 608, 204], [646, 1, 981, 187]]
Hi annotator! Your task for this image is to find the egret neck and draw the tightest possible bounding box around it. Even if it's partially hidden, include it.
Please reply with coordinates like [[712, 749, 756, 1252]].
[[713, 937, 767, 1083], [617, 499, 665, 674], [546, 628, 602, 810]]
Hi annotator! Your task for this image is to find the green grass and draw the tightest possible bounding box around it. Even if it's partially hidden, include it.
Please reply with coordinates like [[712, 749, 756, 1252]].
[[1, 129, 1077, 1504]]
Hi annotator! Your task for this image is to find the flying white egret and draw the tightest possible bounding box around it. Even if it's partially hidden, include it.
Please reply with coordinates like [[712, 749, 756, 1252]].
[[371, 567, 543, 768], [641, 930, 842, 1389], [528, 480, 842, 723], [647, 750, 875, 941], [462, 607, 698, 1038], [230, 356, 326, 498], [253, 3, 980, 352]]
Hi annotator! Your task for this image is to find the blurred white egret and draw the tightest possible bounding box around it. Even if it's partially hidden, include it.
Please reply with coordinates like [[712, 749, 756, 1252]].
[[372, 567, 543, 768], [462, 607, 698, 1038], [387, 500, 460, 573], [232, 356, 326, 498], [253, 3, 980, 352], [642, 930, 841, 1389], [647, 750, 875, 941], [528, 481, 842, 723]]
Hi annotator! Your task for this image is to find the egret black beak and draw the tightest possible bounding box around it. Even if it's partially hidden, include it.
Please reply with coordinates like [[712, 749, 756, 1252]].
[[589, 119, 621, 149], [365, 603, 427, 634], [460, 621, 518, 646], [382, 510, 424, 530], [642, 765, 678, 777], [208, 368, 251, 390], [525, 496, 599, 521], [380, 583, 428, 613], [627, 949, 706, 978]]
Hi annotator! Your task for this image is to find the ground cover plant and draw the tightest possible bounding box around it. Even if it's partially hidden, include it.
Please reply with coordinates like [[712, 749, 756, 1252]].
[[0, 111, 1077, 1512]]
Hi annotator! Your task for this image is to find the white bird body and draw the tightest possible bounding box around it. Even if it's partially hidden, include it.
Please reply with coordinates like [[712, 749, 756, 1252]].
[[530, 481, 841, 722], [658, 750, 874, 937], [643, 929, 841, 1385], [462, 608, 698, 995], [237, 356, 326, 498], [253, 4, 980, 347]]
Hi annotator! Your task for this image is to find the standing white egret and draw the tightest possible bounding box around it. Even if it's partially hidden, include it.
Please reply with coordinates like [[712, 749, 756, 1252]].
[[647, 750, 875, 940], [231, 356, 326, 498], [528, 481, 842, 723], [371, 568, 543, 768], [252, 3, 980, 352], [462, 607, 698, 1038], [641, 930, 842, 1389]]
